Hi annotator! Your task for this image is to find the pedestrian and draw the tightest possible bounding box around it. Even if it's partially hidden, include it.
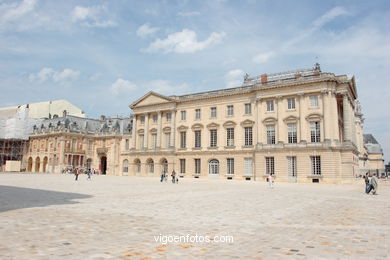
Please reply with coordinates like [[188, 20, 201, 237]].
[[370, 173, 378, 195], [74, 168, 79, 181], [87, 168, 92, 180], [176, 177, 179, 184], [171, 170, 176, 183], [364, 172, 370, 193], [267, 174, 273, 188], [160, 170, 165, 182]]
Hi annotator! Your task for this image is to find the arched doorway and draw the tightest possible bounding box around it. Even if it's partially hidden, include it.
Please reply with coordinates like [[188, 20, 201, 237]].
[[209, 159, 219, 175], [27, 157, 33, 172], [146, 158, 154, 174], [100, 156, 107, 174], [86, 158, 92, 169], [134, 159, 141, 174], [43, 157, 48, 172], [122, 159, 129, 175], [160, 158, 168, 173], [35, 157, 40, 172]]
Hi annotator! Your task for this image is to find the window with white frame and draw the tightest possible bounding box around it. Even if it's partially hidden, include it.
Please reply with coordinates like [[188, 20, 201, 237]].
[[140, 116, 145, 124], [122, 159, 129, 173], [181, 110, 186, 121], [147, 159, 154, 173], [209, 159, 219, 174], [195, 109, 201, 120], [210, 129, 217, 147], [180, 159, 186, 174], [266, 157, 275, 175], [310, 95, 319, 107], [226, 128, 234, 146], [287, 98, 296, 110], [266, 100, 274, 112], [165, 133, 170, 148], [180, 131, 186, 148], [210, 107, 217, 118], [311, 156, 321, 175], [166, 112, 171, 122], [287, 123, 297, 143], [287, 156, 297, 177], [194, 130, 201, 148], [152, 134, 157, 148], [152, 114, 158, 123], [244, 127, 253, 146], [227, 158, 234, 175], [244, 158, 253, 176], [195, 159, 201, 174], [227, 105, 234, 116], [266, 125, 276, 144], [245, 103, 252, 115], [310, 121, 321, 143]]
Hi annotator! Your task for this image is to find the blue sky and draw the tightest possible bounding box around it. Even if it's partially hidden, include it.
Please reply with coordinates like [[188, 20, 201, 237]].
[[1, 0, 389, 161]]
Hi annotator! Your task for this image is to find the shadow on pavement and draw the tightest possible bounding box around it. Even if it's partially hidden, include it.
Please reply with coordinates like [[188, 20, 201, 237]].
[[0, 185, 92, 212]]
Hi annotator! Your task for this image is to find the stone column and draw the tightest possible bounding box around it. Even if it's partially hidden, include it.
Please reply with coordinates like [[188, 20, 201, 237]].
[[156, 111, 162, 149], [321, 90, 328, 142], [131, 115, 137, 149], [254, 97, 260, 145], [170, 110, 176, 147], [343, 93, 352, 142], [144, 113, 149, 149], [298, 93, 304, 142], [276, 96, 282, 143]]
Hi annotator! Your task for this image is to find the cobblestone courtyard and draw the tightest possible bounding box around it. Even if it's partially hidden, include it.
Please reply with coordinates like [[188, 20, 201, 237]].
[[0, 174, 389, 259]]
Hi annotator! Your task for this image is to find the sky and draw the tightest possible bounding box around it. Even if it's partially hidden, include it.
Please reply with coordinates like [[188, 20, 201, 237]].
[[0, 0, 389, 162]]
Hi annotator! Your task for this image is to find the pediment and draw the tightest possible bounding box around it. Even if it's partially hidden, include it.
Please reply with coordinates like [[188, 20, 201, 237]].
[[223, 120, 237, 128], [163, 126, 171, 133], [130, 91, 175, 108], [240, 119, 255, 127], [207, 122, 220, 129], [305, 113, 323, 121], [149, 128, 157, 134], [177, 125, 189, 131], [191, 123, 204, 130], [283, 115, 299, 123], [262, 117, 277, 124]]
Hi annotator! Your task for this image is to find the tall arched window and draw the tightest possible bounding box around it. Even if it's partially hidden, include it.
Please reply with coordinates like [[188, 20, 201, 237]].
[[134, 159, 141, 173], [209, 159, 219, 174], [122, 159, 129, 173], [147, 158, 154, 173]]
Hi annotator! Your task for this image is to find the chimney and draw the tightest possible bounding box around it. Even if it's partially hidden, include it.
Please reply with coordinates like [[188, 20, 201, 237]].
[[261, 74, 267, 84]]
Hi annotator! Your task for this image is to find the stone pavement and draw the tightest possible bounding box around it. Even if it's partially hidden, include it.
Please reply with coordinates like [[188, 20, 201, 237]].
[[0, 173, 389, 259]]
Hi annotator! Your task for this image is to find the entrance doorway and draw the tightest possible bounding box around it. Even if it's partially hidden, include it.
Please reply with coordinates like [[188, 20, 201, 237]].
[[27, 157, 33, 172], [100, 156, 107, 174]]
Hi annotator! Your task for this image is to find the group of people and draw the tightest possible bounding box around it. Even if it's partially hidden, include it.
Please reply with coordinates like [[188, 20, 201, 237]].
[[160, 170, 179, 184], [364, 173, 378, 195], [72, 168, 94, 181]]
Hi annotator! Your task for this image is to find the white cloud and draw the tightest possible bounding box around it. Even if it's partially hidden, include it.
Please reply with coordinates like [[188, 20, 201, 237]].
[[144, 29, 226, 53], [177, 11, 201, 17], [110, 78, 138, 95], [313, 7, 348, 28], [0, 0, 37, 22], [225, 69, 245, 88], [253, 51, 275, 64], [136, 24, 159, 38], [29, 68, 80, 83], [71, 5, 116, 28]]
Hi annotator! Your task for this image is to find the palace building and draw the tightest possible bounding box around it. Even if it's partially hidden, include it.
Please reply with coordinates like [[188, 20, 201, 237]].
[[20, 65, 385, 183]]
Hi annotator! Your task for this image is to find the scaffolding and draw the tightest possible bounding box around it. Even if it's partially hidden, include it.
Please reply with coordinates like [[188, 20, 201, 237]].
[[0, 139, 28, 171]]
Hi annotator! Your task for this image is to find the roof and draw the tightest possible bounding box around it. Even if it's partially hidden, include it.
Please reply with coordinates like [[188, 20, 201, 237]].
[[364, 134, 383, 154]]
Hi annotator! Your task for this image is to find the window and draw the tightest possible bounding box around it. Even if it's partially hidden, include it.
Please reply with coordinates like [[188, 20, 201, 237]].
[[287, 98, 296, 110], [310, 95, 319, 107], [147, 159, 154, 173], [180, 159, 186, 174], [244, 158, 253, 176], [266, 125, 275, 144], [194, 130, 201, 148], [166, 113, 171, 122], [165, 133, 171, 148], [244, 127, 253, 146], [181, 110, 186, 121], [209, 159, 219, 174], [210, 107, 217, 118], [123, 160, 129, 173], [88, 140, 93, 151], [139, 135, 144, 149], [227, 158, 234, 175], [152, 114, 158, 123], [226, 128, 234, 146], [287, 157, 297, 177], [125, 139, 129, 150], [195, 109, 201, 120], [135, 159, 141, 173], [140, 116, 145, 124], [195, 159, 201, 174], [227, 105, 234, 116], [310, 122, 321, 143], [287, 123, 297, 143], [266, 157, 275, 175], [266, 100, 274, 112], [245, 103, 252, 115], [152, 134, 157, 149], [210, 129, 217, 147], [311, 156, 321, 175], [180, 131, 187, 148]]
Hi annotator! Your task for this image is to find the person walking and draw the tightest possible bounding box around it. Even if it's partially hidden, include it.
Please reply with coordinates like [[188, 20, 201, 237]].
[[370, 173, 378, 195], [87, 169, 92, 180], [364, 173, 370, 193], [171, 170, 176, 183], [160, 170, 165, 182], [74, 168, 79, 181], [267, 174, 273, 188]]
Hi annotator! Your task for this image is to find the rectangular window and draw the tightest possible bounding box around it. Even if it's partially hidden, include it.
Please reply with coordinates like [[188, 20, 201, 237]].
[[266, 125, 275, 144], [266, 100, 274, 112], [244, 127, 253, 146], [227, 105, 234, 116], [310, 95, 319, 107], [166, 113, 171, 122], [165, 133, 171, 148], [181, 110, 186, 121], [287, 123, 297, 144], [244, 158, 253, 176], [152, 134, 157, 149], [152, 114, 158, 123], [311, 156, 321, 175], [210, 107, 217, 118], [266, 157, 275, 175], [195, 159, 201, 174], [287, 98, 296, 110], [210, 129, 217, 147], [195, 109, 201, 120], [245, 103, 252, 115], [287, 156, 297, 177], [180, 159, 186, 174], [180, 131, 186, 148], [226, 128, 234, 146], [194, 130, 201, 148], [310, 122, 321, 143], [125, 139, 129, 150], [140, 116, 145, 124], [227, 158, 234, 175]]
